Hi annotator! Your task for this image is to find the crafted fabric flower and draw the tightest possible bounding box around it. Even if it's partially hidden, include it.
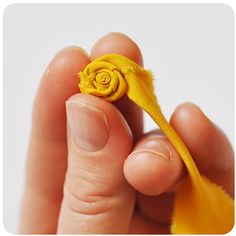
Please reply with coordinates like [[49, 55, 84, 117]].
[[79, 60, 127, 101], [78, 54, 234, 234]]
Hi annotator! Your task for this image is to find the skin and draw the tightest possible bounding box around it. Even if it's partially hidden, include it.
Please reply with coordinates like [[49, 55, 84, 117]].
[[19, 32, 234, 234]]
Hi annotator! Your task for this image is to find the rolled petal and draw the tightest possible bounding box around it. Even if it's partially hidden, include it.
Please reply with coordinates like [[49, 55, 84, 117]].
[[79, 59, 127, 101]]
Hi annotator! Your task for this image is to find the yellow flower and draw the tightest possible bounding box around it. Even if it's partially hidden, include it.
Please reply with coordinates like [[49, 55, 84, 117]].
[[79, 60, 126, 102]]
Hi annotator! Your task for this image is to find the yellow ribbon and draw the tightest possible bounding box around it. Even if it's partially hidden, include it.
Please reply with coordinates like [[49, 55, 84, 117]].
[[78, 54, 234, 234]]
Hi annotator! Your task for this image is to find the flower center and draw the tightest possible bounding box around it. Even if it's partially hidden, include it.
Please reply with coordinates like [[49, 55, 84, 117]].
[[96, 72, 111, 85]]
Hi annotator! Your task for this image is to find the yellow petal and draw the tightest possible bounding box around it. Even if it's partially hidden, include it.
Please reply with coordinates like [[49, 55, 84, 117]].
[[171, 175, 234, 234]]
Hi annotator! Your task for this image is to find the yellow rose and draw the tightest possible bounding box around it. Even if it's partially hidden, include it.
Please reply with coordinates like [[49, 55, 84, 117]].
[[79, 60, 127, 102]]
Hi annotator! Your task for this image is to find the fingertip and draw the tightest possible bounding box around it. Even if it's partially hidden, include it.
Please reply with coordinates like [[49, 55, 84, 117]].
[[124, 134, 184, 196], [48, 46, 90, 84], [170, 102, 217, 163], [55, 45, 89, 58], [38, 45, 90, 101], [170, 102, 211, 131], [90, 32, 143, 65]]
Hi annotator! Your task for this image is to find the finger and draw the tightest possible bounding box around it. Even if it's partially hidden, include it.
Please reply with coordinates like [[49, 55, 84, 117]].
[[170, 102, 234, 197], [19, 47, 90, 233], [90, 32, 144, 140], [124, 131, 184, 196], [58, 94, 135, 234]]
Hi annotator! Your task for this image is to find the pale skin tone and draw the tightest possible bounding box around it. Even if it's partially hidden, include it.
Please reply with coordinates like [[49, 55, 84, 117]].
[[19, 32, 234, 234]]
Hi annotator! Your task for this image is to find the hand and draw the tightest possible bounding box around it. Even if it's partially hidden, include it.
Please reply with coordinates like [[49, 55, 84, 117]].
[[19, 33, 234, 234]]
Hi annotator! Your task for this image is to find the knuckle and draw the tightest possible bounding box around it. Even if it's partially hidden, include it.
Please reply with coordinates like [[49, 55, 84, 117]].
[[62, 171, 116, 216]]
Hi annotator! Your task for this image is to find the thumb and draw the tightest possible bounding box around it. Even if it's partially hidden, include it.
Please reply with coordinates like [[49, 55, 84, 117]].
[[57, 94, 135, 234]]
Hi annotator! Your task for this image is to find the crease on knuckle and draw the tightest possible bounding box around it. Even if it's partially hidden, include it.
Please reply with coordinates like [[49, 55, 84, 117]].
[[63, 174, 115, 216]]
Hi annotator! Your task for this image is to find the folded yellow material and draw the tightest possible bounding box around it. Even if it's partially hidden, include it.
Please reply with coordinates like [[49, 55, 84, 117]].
[[78, 53, 234, 234]]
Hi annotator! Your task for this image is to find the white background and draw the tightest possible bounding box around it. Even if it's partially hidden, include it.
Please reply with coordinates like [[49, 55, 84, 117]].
[[3, 4, 234, 233]]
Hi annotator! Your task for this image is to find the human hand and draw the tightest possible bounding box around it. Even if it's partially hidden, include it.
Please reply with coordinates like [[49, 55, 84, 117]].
[[19, 33, 234, 234]]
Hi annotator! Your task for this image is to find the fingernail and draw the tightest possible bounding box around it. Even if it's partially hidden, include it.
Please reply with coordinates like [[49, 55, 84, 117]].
[[66, 101, 109, 152], [128, 139, 171, 160]]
